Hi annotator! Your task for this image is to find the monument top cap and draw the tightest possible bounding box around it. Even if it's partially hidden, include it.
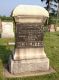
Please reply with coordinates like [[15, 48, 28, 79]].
[[12, 5, 49, 17]]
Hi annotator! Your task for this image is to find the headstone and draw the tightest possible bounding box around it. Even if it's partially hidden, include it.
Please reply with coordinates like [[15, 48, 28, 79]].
[[49, 24, 55, 32], [9, 5, 49, 74], [56, 27, 59, 31], [1, 22, 14, 38]]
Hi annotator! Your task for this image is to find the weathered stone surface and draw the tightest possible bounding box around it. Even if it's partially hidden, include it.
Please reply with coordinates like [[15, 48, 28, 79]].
[[13, 48, 46, 60], [15, 23, 44, 48], [15, 16, 46, 23], [10, 57, 49, 74], [12, 5, 49, 17], [9, 5, 49, 75]]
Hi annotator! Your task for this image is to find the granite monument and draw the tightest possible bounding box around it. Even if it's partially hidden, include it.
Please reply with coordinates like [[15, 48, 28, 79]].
[[9, 5, 49, 74]]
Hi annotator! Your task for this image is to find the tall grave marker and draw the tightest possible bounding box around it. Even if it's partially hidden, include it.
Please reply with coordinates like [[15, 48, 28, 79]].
[[9, 5, 49, 74]]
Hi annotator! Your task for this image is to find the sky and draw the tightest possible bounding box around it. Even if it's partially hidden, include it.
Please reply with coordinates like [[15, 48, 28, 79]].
[[0, 0, 45, 16]]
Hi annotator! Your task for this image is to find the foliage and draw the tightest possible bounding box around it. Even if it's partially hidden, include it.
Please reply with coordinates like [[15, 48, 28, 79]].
[[48, 15, 59, 25], [41, 0, 57, 14], [0, 16, 13, 21]]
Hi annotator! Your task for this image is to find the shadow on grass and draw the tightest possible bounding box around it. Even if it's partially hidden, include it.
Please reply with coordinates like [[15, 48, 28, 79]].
[[0, 45, 12, 70]]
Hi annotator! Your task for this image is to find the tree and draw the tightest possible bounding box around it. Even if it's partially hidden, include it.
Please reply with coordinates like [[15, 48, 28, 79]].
[[41, 0, 50, 12], [41, 0, 57, 14], [53, 0, 59, 26], [41, 0, 53, 25], [54, 0, 59, 17]]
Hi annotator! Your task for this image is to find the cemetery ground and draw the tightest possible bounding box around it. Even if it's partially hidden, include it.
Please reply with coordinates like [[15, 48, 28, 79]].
[[0, 32, 59, 80]]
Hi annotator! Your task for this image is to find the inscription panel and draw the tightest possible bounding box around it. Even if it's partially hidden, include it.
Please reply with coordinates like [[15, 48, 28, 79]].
[[15, 23, 44, 48]]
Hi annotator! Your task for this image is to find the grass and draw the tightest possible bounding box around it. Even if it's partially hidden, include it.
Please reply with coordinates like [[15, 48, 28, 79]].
[[0, 38, 15, 45], [44, 32, 59, 71], [0, 32, 59, 80], [0, 59, 3, 80]]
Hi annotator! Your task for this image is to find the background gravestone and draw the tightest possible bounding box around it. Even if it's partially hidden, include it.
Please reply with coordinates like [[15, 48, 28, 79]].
[[49, 24, 55, 32], [1, 22, 14, 38], [56, 27, 59, 31]]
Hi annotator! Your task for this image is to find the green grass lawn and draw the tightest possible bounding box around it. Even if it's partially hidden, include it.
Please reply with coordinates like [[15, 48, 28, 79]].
[[0, 32, 59, 80]]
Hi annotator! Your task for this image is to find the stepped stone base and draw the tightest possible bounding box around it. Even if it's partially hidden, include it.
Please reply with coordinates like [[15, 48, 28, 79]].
[[9, 57, 49, 74]]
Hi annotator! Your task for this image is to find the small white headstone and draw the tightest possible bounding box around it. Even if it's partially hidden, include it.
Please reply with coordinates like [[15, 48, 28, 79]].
[[1, 22, 14, 38], [56, 27, 59, 31], [50, 24, 55, 32]]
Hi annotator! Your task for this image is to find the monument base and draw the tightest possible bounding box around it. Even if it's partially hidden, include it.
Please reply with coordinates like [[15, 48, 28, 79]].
[[9, 57, 49, 74]]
